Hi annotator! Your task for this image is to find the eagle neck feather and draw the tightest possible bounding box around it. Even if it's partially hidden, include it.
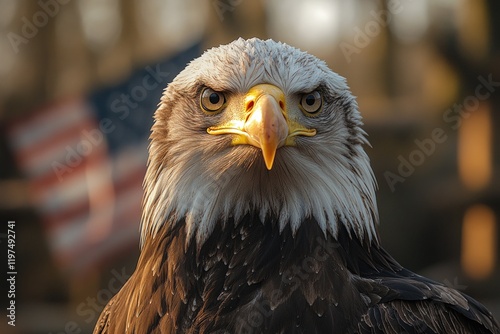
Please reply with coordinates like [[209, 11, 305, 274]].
[[141, 138, 379, 250]]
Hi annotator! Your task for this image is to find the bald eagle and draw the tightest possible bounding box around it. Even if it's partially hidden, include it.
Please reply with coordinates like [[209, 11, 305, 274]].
[[94, 38, 499, 333]]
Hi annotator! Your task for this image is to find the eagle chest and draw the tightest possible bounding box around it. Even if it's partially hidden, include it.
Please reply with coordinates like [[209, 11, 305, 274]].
[[145, 215, 368, 333]]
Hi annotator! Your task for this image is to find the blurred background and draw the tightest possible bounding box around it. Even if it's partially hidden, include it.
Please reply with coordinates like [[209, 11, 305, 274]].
[[0, 0, 499, 333]]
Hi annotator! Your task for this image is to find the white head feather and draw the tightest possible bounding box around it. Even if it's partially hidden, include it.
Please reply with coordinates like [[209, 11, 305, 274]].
[[141, 38, 379, 248]]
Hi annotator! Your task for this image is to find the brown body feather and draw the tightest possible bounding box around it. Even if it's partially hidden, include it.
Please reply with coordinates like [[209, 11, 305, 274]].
[[95, 214, 499, 333]]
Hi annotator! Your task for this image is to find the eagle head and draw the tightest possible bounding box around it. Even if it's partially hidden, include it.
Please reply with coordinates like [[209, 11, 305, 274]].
[[141, 38, 378, 248]]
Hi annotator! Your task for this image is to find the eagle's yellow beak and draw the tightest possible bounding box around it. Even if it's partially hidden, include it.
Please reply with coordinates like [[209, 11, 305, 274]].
[[207, 84, 316, 170], [239, 84, 288, 170]]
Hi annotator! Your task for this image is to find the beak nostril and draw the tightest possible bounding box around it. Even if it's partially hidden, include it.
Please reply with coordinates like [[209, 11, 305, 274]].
[[246, 100, 255, 112]]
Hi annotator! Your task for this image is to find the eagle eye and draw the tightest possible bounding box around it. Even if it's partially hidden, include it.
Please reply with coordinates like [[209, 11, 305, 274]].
[[300, 91, 322, 115], [201, 88, 225, 113]]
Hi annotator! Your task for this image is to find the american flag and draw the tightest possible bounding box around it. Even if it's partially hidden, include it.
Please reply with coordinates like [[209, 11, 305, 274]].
[[7, 42, 201, 275]]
